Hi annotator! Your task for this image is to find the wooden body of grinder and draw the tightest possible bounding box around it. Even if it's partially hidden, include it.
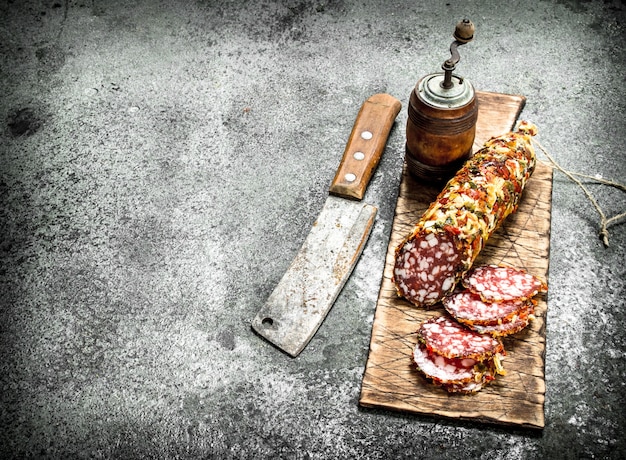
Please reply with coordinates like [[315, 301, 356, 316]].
[[405, 19, 478, 182]]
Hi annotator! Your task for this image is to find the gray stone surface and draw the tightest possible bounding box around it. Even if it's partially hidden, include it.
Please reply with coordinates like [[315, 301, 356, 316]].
[[1, 0, 625, 458]]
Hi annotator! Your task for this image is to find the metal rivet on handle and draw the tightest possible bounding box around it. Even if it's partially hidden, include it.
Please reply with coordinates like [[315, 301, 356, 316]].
[[361, 130, 373, 140], [345, 173, 356, 182], [353, 151, 365, 160]]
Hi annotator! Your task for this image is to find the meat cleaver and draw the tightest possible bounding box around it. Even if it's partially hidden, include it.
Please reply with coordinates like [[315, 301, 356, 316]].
[[252, 93, 401, 357]]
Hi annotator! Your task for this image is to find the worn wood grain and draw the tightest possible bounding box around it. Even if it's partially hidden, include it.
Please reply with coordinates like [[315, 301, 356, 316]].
[[359, 91, 553, 429]]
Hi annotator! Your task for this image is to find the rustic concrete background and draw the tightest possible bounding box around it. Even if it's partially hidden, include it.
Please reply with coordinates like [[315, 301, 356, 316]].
[[1, 0, 625, 458]]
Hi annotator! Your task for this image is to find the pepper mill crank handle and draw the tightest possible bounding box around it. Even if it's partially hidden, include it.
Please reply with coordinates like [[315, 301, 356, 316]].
[[442, 19, 475, 88]]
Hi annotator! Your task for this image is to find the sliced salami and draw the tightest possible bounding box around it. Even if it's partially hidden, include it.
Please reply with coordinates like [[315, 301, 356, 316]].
[[416, 316, 504, 360], [468, 301, 536, 337], [442, 290, 528, 326], [413, 343, 496, 394], [413, 315, 505, 393], [443, 380, 489, 394], [462, 265, 547, 303], [393, 122, 538, 307], [412, 343, 476, 385]]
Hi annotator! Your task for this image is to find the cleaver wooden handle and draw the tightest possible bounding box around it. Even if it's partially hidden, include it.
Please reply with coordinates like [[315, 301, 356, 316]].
[[329, 93, 402, 200]]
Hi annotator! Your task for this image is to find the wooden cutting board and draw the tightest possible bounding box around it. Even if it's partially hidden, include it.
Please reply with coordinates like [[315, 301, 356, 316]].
[[359, 91, 553, 429]]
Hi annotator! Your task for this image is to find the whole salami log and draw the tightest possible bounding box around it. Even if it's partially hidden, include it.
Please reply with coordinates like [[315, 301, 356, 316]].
[[393, 121, 538, 307]]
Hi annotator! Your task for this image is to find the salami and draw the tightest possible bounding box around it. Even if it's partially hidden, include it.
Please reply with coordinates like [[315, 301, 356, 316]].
[[462, 264, 548, 303], [417, 316, 504, 359], [412, 343, 476, 384], [413, 316, 505, 393], [413, 343, 496, 394], [442, 290, 528, 326], [393, 122, 538, 307], [469, 301, 536, 337]]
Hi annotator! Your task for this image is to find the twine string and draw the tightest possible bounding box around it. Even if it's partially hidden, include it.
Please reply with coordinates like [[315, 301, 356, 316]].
[[532, 138, 626, 248]]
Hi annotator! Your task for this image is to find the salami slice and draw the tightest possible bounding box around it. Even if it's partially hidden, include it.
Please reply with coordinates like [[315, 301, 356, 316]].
[[413, 315, 505, 393], [462, 265, 547, 303], [393, 122, 538, 307], [413, 343, 496, 394], [442, 290, 528, 326], [416, 316, 504, 360], [412, 343, 476, 384], [443, 380, 489, 394], [469, 301, 536, 337]]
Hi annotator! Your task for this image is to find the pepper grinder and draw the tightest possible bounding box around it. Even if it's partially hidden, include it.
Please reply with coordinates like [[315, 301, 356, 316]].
[[405, 19, 477, 182]]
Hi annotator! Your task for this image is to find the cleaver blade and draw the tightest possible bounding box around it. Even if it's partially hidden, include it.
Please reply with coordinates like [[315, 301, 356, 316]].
[[251, 93, 401, 357]]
